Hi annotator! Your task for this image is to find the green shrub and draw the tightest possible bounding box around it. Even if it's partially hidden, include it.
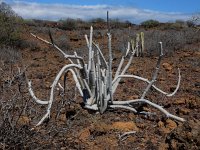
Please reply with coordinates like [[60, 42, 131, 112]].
[[110, 18, 131, 29], [141, 19, 160, 28], [0, 2, 22, 47], [58, 18, 77, 30], [89, 18, 105, 23]]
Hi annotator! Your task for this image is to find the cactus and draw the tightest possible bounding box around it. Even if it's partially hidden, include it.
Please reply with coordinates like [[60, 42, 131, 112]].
[[141, 32, 144, 57], [130, 32, 144, 57], [135, 33, 139, 57]]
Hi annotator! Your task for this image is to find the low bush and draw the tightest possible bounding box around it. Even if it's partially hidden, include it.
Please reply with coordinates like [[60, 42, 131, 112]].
[[89, 18, 105, 23], [110, 18, 131, 29], [0, 2, 23, 47], [54, 35, 71, 51], [0, 47, 21, 63], [58, 18, 77, 30], [141, 19, 160, 28], [114, 27, 200, 56]]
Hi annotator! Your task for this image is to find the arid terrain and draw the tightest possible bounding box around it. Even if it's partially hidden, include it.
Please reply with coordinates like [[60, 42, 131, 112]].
[[0, 21, 200, 150]]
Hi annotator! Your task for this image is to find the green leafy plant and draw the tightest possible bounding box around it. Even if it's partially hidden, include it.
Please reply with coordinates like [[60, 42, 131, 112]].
[[0, 2, 22, 47], [141, 19, 160, 28]]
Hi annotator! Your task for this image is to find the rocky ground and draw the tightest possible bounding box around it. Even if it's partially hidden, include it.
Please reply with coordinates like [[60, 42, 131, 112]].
[[0, 27, 199, 149]]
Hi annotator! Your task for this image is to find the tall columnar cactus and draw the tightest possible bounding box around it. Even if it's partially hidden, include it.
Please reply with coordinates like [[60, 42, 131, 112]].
[[141, 32, 144, 57], [136, 33, 140, 57], [131, 32, 145, 57]]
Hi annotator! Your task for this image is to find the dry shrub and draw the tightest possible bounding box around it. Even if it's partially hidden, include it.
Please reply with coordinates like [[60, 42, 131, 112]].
[[54, 35, 71, 51]]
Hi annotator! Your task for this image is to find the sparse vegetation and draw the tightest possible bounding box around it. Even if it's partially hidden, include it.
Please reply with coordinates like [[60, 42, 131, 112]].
[[0, 2, 200, 150], [0, 2, 22, 47], [55, 35, 71, 51], [141, 19, 160, 28], [58, 18, 78, 30]]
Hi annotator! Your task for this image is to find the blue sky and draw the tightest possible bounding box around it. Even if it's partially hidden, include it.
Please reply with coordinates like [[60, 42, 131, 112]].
[[12, 0, 199, 13], [4, 0, 200, 23]]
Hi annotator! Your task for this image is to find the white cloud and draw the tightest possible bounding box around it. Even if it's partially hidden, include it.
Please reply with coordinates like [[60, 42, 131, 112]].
[[10, 1, 192, 23]]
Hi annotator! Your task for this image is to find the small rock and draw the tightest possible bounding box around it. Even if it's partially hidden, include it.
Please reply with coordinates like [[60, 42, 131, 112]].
[[18, 116, 30, 125], [171, 139, 177, 149], [162, 63, 173, 71], [79, 128, 90, 142], [60, 108, 66, 114], [160, 127, 171, 134], [45, 81, 51, 89], [158, 143, 169, 150], [165, 119, 177, 130], [129, 67, 135, 73], [60, 75, 65, 81], [137, 123, 145, 129], [59, 114, 66, 122], [187, 132, 192, 139], [90, 122, 110, 134], [179, 108, 190, 115], [194, 51, 200, 56], [173, 98, 185, 105], [183, 53, 190, 57], [112, 121, 139, 132], [193, 68, 200, 72], [158, 121, 164, 128]]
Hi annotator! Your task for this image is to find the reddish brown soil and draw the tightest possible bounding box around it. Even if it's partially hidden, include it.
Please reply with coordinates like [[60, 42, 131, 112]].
[[0, 27, 199, 149]]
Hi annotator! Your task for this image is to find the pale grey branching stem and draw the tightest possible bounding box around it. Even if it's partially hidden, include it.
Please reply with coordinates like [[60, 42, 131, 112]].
[[112, 70, 181, 97], [101, 69, 108, 113], [84, 104, 98, 111], [107, 33, 113, 103], [125, 42, 131, 57], [87, 26, 93, 73], [74, 52, 85, 89], [58, 83, 64, 91], [112, 49, 135, 94], [65, 69, 83, 97], [109, 105, 137, 113], [92, 42, 108, 68], [30, 33, 67, 58], [28, 81, 49, 105], [112, 99, 185, 122], [119, 131, 137, 141], [114, 56, 125, 79], [97, 51, 103, 111], [35, 64, 82, 126], [31, 33, 86, 69], [30, 25, 185, 127], [141, 42, 163, 99]]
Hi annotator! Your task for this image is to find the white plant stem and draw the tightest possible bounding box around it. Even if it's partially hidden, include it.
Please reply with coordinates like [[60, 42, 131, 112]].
[[35, 64, 82, 126], [108, 33, 113, 103], [112, 49, 136, 94], [29, 26, 185, 127], [119, 131, 137, 141], [65, 69, 83, 97], [112, 99, 185, 122], [112, 72, 181, 97], [28, 81, 49, 105]]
